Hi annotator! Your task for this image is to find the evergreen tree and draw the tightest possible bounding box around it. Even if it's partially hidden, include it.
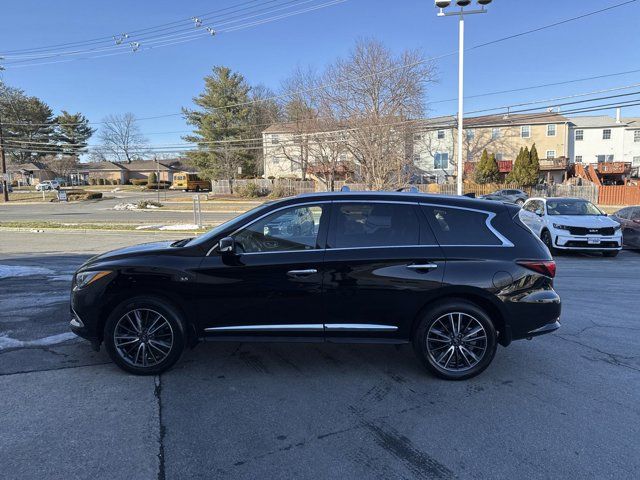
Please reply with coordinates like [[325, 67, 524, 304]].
[[54, 111, 94, 157], [506, 147, 525, 184], [182, 66, 252, 186], [474, 149, 500, 184], [527, 143, 541, 185]]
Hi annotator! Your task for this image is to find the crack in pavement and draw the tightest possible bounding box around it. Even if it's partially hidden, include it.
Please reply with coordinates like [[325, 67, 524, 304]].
[[554, 335, 640, 372], [0, 361, 112, 377]]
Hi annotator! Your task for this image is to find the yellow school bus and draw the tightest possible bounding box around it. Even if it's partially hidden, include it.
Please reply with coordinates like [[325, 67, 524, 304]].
[[170, 172, 211, 192]]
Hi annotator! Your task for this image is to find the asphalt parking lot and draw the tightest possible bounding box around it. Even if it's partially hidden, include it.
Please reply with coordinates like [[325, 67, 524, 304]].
[[1, 231, 639, 480]]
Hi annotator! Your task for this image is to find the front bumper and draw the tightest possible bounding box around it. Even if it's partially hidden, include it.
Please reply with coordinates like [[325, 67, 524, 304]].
[[553, 233, 622, 250]]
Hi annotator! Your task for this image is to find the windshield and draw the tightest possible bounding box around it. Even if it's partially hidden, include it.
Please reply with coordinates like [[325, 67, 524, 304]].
[[186, 202, 273, 247], [546, 199, 604, 216]]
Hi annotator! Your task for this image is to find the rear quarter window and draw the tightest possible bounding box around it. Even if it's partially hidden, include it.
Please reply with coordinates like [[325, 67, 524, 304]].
[[421, 205, 503, 246]]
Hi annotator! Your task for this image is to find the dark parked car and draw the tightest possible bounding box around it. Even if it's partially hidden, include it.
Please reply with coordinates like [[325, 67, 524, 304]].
[[611, 206, 640, 249], [70, 191, 561, 380], [480, 189, 528, 206]]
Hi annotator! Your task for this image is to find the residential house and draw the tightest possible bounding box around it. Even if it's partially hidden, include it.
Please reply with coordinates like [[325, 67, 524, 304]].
[[568, 114, 626, 165], [7, 161, 56, 185], [80, 159, 180, 184], [411, 116, 456, 181], [622, 117, 640, 176]]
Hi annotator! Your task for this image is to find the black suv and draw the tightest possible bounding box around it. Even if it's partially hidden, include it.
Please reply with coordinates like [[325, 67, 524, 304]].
[[70, 192, 561, 380]]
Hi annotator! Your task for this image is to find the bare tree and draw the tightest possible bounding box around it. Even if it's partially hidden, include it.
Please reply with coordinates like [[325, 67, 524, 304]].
[[322, 39, 436, 189], [97, 113, 148, 163]]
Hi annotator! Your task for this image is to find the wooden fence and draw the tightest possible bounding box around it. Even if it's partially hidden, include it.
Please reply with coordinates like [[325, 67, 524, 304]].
[[210, 179, 316, 196], [598, 185, 640, 205]]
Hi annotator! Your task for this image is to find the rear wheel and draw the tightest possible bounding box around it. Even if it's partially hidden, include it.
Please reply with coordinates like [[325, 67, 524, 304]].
[[413, 300, 497, 380], [104, 297, 187, 375], [541, 229, 557, 255]]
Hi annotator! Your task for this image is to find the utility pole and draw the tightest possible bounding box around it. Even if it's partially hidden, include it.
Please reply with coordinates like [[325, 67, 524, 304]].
[[0, 114, 9, 202]]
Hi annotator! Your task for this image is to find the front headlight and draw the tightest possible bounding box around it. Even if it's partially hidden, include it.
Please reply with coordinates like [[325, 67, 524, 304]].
[[614, 224, 622, 231], [75, 270, 112, 289], [552, 223, 571, 230]]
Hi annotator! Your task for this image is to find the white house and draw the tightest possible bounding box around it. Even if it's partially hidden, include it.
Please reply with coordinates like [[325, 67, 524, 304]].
[[568, 114, 626, 165], [622, 117, 640, 173], [411, 116, 456, 181]]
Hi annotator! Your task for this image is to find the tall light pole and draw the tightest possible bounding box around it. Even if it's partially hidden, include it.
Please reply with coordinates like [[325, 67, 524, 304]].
[[435, 0, 492, 196]]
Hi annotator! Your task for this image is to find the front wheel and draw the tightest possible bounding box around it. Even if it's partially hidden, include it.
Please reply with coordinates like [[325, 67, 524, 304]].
[[541, 229, 557, 255], [104, 297, 187, 375], [413, 301, 497, 380]]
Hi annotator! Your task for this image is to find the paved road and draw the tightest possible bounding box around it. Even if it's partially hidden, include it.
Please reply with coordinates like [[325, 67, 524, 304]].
[[0, 190, 238, 225], [1, 231, 639, 479]]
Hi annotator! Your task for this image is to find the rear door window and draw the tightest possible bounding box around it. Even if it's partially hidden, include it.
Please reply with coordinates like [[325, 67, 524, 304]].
[[330, 202, 421, 248], [421, 205, 503, 246]]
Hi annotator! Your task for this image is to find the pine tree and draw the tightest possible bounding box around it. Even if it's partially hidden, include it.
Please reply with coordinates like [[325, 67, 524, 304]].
[[527, 143, 541, 186], [507, 147, 525, 184], [54, 111, 94, 157], [182, 66, 252, 186], [474, 149, 500, 184]]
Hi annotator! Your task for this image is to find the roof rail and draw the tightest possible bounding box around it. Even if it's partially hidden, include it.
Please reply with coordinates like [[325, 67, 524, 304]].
[[340, 185, 351, 192], [396, 186, 419, 193]]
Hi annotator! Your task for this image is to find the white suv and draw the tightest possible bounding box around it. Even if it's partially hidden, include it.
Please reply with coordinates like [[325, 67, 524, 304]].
[[519, 197, 622, 257], [35, 180, 60, 191]]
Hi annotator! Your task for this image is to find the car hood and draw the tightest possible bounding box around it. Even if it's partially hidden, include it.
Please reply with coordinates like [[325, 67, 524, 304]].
[[80, 240, 178, 269], [549, 215, 618, 227]]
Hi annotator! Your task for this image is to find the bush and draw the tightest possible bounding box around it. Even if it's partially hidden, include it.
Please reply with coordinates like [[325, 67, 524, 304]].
[[114, 179, 121, 185], [131, 179, 148, 186], [89, 178, 97, 185], [136, 200, 163, 209], [269, 183, 290, 198], [145, 181, 170, 190], [67, 191, 103, 201], [236, 182, 266, 198], [148, 172, 158, 184]]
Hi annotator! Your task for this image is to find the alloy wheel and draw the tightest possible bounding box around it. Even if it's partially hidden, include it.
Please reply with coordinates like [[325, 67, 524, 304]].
[[113, 308, 174, 368], [426, 312, 487, 372]]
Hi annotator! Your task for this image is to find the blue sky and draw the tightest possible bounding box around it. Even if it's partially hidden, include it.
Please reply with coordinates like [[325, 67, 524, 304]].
[[1, 0, 638, 150]]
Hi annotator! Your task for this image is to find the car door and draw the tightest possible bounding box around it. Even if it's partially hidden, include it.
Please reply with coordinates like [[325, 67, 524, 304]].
[[322, 201, 445, 342], [194, 202, 330, 340], [519, 200, 541, 233]]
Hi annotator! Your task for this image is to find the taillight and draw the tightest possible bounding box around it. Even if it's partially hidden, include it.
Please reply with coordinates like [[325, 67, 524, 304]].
[[517, 260, 556, 278]]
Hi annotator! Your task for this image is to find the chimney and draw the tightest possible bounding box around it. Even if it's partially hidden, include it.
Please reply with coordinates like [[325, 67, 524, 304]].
[[616, 107, 622, 124]]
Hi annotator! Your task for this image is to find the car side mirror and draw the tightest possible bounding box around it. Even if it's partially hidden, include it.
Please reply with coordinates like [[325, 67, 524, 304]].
[[219, 236, 236, 254]]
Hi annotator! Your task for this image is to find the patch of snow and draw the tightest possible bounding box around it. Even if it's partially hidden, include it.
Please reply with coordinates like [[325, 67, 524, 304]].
[[113, 202, 137, 211], [147, 205, 160, 209], [0, 265, 55, 279], [159, 224, 201, 231], [0, 332, 77, 351], [135, 225, 162, 230]]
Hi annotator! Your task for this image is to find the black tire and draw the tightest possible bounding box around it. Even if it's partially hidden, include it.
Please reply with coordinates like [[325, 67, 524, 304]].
[[541, 229, 557, 255], [195, 185, 201, 192], [603, 250, 619, 257], [413, 300, 497, 380], [104, 296, 187, 375]]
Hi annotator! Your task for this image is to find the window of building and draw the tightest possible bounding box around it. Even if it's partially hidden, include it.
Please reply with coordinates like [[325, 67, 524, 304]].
[[331, 203, 421, 248], [421, 206, 502, 246], [414, 134, 423, 141], [521, 126, 531, 138], [234, 205, 325, 253], [575, 156, 583, 163], [603, 129, 611, 140], [597, 154, 615, 163], [633, 156, 640, 166], [437, 130, 445, 140], [434, 152, 449, 169], [495, 153, 504, 161], [634, 130, 640, 143], [466, 129, 475, 140], [271, 134, 279, 145], [546, 150, 556, 159], [491, 128, 501, 140], [547, 124, 557, 137], [575, 129, 584, 141]]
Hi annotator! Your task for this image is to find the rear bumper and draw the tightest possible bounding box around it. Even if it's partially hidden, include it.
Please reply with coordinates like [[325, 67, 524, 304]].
[[504, 289, 562, 342]]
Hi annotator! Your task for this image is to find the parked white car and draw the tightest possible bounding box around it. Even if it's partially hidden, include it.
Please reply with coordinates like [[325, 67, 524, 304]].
[[519, 197, 622, 257], [35, 180, 60, 191]]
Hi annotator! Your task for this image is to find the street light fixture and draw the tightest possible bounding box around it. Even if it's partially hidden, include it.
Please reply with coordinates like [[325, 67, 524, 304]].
[[435, 0, 493, 196]]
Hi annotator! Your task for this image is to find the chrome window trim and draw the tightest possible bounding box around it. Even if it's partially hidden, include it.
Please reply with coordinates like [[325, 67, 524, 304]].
[[420, 202, 514, 247]]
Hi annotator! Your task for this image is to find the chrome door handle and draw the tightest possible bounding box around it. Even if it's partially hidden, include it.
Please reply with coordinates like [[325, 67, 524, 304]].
[[287, 269, 318, 277], [406, 263, 438, 271]]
